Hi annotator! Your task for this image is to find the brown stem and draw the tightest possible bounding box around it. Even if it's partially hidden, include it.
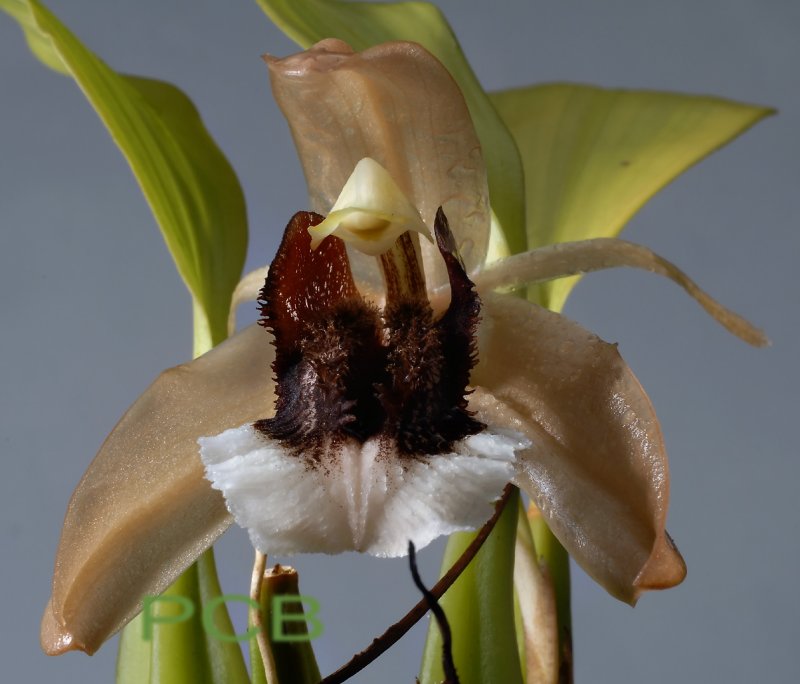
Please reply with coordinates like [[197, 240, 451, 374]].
[[320, 484, 515, 684], [250, 551, 279, 684]]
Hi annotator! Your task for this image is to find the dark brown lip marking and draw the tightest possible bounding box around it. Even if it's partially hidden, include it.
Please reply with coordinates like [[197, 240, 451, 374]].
[[255, 208, 484, 458]]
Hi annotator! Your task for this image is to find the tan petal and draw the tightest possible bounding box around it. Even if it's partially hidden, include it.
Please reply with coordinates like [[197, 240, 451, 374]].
[[266, 39, 489, 290], [42, 324, 275, 655], [228, 265, 269, 336], [473, 237, 768, 347], [471, 294, 686, 604]]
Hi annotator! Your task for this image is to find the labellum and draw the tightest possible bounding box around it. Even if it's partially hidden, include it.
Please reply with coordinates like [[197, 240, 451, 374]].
[[257, 210, 483, 457], [199, 203, 524, 558]]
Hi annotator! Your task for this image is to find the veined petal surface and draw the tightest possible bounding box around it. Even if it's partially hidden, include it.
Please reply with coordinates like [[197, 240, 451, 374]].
[[256, 0, 526, 258], [471, 294, 686, 604], [42, 324, 275, 654], [266, 39, 489, 290]]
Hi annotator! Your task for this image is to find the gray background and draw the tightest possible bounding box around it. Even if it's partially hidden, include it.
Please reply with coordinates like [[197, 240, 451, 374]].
[[1, 1, 798, 682]]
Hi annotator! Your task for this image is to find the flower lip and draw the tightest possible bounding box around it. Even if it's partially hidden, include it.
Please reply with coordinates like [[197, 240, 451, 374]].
[[199, 423, 521, 557], [199, 207, 518, 559], [256, 208, 483, 457]]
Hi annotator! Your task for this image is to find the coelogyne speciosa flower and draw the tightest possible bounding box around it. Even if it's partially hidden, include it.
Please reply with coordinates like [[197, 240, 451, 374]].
[[41, 38, 767, 656]]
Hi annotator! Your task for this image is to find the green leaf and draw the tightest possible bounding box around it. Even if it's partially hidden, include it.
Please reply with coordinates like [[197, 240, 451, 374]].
[[146, 564, 210, 684], [490, 83, 773, 311], [3, 2, 251, 680], [419, 488, 523, 684], [1, 0, 248, 345], [115, 550, 250, 684], [196, 550, 253, 684], [116, 613, 152, 684], [254, 0, 526, 260]]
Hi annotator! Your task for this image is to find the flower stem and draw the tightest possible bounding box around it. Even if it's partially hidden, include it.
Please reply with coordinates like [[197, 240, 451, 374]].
[[250, 565, 322, 684], [249, 552, 279, 684], [528, 507, 573, 682]]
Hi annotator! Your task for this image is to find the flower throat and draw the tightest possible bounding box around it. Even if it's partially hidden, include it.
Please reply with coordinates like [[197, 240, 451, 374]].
[[254, 209, 484, 457]]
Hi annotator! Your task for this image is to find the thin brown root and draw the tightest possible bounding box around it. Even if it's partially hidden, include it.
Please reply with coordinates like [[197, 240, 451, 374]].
[[320, 484, 515, 683]]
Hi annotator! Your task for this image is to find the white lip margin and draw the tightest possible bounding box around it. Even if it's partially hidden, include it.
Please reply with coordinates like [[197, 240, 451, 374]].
[[198, 424, 528, 558]]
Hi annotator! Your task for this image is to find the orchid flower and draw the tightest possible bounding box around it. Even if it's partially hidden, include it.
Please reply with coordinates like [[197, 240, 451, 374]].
[[40, 39, 767, 658]]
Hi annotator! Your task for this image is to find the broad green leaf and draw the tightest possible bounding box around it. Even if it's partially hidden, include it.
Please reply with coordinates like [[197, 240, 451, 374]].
[[116, 613, 152, 684], [145, 565, 210, 684], [196, 549, 252, 684], [1, 0, 247, 344], [255, 0, 526, 259], [490, 83, 773, 310], [115, 550, 250, 684], [419, 488, 523, 684]]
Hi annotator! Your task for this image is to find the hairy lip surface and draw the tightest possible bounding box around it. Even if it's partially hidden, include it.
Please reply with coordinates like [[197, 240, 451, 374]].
[[255, 210, 484, 458], [198, 209, 520, 561]]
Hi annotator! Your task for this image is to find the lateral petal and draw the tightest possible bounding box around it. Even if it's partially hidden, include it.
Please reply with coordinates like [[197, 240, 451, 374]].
[[42, 324, 275, 654], [472, 237, 768, 347], [266, 39, 489, 290], [471, 294, 686, 604]]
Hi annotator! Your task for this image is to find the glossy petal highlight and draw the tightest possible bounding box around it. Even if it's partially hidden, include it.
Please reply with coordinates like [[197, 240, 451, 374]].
[[472, 294, 686, 604], [42, 325, 275, 654]]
